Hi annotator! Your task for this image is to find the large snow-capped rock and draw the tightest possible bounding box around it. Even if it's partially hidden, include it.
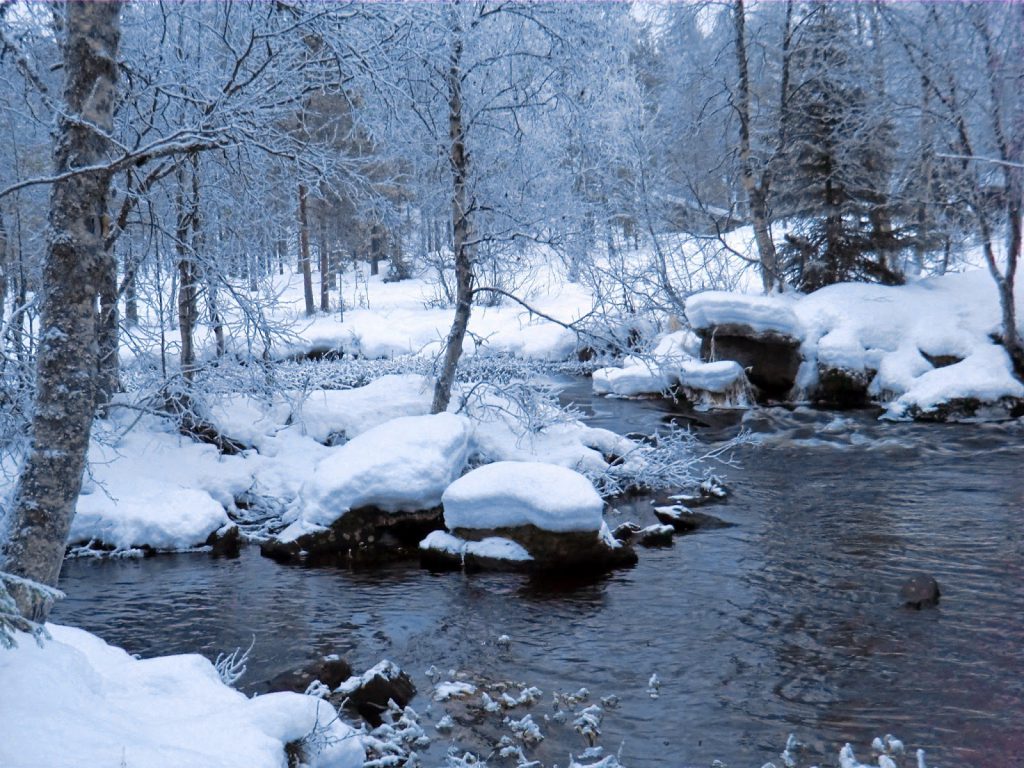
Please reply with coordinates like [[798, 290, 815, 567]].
[[263, 413, 473, 563], [436, 461, 636, 572], [442, 461, 604, 533], [685, 291, 803, 398]]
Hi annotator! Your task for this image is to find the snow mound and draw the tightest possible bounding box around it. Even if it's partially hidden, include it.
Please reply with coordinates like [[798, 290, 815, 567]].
[[66, 413, 254, 551], [678, 359, 746, 393], [283, 413, 473, 538], [73, 487, 228, 551], [685, 291, 802, 337], [442, 461, 604, 533], [0, 624, 363, 768], [293, 375, 434, 442]]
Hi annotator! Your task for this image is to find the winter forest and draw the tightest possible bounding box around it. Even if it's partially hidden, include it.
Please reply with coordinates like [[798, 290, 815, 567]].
[[1, 1, 1022, 767]]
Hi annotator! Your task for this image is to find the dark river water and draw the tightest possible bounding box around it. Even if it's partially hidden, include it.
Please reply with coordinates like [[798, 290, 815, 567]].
[[54, 379, 1024, 767]]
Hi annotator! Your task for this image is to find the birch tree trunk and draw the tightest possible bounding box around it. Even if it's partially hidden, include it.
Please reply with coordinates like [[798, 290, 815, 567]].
[[1, 0, 122, 618], [432, 14, 473, 415]]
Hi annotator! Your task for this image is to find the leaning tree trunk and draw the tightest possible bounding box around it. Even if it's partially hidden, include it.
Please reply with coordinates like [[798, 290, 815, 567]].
[[432, 17, 473, 415], [1, 1, 122, 618]]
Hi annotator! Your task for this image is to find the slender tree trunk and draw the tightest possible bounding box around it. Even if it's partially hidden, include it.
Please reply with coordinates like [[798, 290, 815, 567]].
[[298, 183, 315, 316], [95, 213, 120, 410], [124, 242, 139, 326], [319, 215, 330, 312], [432, 16, 473, 415], [0, 209, 8, 327], [2, 1, 122, 617], [176, 164, 197, 381], [733, 0, 779, 293]]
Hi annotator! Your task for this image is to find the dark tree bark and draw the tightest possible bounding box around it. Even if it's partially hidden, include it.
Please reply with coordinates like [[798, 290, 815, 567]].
[[175, 162, 198, 381], [432, 16, 474, 415], [298, 183, 315, 316], [319, 214, 330, 312], [1, 1, 122, 618]]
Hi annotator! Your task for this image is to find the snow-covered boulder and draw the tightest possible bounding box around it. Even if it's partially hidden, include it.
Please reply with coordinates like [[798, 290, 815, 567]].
[[685, 291, 803, 398], [436, 462, 636, 572], [262, 413, 473, 564]]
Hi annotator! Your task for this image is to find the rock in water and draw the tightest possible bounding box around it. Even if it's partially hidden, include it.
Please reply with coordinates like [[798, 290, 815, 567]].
[[333, 660, 416, 726], [900, 573, 941, 609]]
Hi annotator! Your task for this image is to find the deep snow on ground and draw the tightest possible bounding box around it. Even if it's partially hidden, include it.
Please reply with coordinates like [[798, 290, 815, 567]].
[[0, 625, 363, 768]]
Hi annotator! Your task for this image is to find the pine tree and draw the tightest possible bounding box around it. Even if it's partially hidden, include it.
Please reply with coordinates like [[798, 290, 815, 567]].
[[777, 3, 904, 290]]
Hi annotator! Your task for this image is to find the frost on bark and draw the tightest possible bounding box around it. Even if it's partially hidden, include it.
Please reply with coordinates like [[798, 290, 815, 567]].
[[432, 16, 473, 415], [1, 1, 122, 619]]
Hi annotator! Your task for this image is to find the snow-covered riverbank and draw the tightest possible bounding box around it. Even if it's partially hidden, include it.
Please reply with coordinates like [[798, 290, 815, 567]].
[[595, 269, 1024, 421]]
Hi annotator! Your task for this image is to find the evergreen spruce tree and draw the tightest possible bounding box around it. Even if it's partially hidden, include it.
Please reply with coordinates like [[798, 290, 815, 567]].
[[777, 3, 904, 290]]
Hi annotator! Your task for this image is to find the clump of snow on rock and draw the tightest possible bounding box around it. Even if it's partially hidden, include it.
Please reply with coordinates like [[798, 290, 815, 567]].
[[419, 530, 534, 562], [0, 625, 363, 768], [442, 461, 605, 533]]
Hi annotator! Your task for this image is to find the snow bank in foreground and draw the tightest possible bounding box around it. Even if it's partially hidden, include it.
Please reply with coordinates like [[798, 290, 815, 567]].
[[442, 461, 604, 533], [0, 625, 363, 768], [281, 413, 473, 540]]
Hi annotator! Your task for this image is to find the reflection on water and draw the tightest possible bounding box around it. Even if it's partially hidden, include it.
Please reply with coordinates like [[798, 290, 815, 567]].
[[55, 384, 1024, 767]]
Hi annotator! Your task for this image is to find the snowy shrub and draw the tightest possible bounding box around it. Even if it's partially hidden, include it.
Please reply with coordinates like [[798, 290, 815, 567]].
[[0, 571, 63, 649], [214, 636, 255, 687]]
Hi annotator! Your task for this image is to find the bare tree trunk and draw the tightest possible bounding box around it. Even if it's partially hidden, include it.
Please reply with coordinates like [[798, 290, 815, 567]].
[[369, 222, 383, 277], [298, 183, 315, 316], [0, 209, 7, 326], [95, 213, 120, 410], [733, 0, 779, 294], [432, 16, 473, 415], [2, 1, 122, 617], [319, 215, 330, 312], [176, 164, 197, 381], [124, 242, 139, 326]]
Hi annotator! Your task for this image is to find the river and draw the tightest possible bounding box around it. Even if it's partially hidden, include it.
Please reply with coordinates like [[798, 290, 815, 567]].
[[54, 378, 1024, 767]]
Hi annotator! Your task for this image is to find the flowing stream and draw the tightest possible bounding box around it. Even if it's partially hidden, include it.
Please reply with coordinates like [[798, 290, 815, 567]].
[[54, 378, 1024, 767]]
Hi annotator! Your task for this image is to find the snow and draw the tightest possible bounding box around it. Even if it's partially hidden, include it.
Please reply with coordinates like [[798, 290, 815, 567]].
[[433, 680, 478, 702], [280, 413, 473, 539], [0, 624, 363, 768], [793, 271, 1024, 416], [678, 359, 746, 393], [290, 374, 435, 442], [68, 411, 254, 551], [592, 330, 747, 400], [419, 530, 534, 562], [650, 268, 1024, 418], [685, 291, 802, 338], [442, 461, 605, 533], [271, 261, 591, 363]]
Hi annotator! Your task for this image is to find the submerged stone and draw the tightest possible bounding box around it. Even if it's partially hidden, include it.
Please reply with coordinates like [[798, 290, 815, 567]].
[[900, 573, 941, 609]]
